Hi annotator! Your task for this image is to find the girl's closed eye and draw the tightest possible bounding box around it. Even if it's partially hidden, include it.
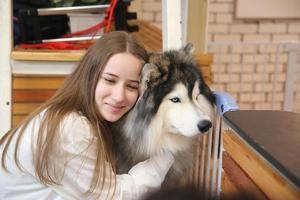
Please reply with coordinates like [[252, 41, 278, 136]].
[[127, 84, 139, 90], [102, 77, 116, 84]]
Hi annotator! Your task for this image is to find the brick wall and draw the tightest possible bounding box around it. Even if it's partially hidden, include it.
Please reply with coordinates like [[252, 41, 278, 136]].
[[135, 0, 300, 43], [207, 0, 300, 112], [133, 0, 300, 112], [137, 0, 162, 29]]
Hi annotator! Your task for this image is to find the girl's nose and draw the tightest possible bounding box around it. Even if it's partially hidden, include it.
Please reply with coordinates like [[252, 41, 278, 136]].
[[112, 85, 126, 103]]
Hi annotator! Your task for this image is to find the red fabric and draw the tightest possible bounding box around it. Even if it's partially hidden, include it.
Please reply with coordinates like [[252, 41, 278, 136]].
[[105, 0, 118, 33], [62, 20, 107, 38], [19, 41, 95, 50]]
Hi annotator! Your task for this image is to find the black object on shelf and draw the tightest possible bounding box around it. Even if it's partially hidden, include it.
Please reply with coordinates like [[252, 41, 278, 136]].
[[14, 0, 138, 45], [13, 0, 70, 44], [17, 9, 69, 44], [114, 0, 138, 32]]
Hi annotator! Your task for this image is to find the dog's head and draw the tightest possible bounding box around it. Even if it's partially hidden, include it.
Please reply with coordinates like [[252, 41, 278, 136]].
[[139, 44, 215, 137]]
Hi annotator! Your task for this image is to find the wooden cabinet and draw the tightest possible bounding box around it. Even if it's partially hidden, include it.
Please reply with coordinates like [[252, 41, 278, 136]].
[[12, 75, 66, 127]]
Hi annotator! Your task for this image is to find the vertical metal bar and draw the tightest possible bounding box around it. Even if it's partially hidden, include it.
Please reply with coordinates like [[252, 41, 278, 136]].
[[250, 44, 256, 109], [262, 44, 268, 108], [228, 44, 234, 93], [199, 134, 206, 191], [197, 135, 203, 187], [204, 123, 213, 199], [210, 115, 221, 198], [162, 0, 183, 50], [240, 44, 245, 106], [296, 52, 300, 113], [283, 43, 299, 111], [193, 135, 202, 187], [272, 44, 281, 109], [201, 134, 207, 194], [181, 0, 188, 45], [216, 119, 224, 199]]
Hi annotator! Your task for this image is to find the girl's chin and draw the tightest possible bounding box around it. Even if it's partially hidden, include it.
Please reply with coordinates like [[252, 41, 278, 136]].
[[102, 111, 125, 122], [99, 104, 131, 122], [103, 115, 120, 122]]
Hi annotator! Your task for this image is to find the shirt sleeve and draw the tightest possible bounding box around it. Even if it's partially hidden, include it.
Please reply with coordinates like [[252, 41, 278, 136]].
[[48, 113, 174, 200]]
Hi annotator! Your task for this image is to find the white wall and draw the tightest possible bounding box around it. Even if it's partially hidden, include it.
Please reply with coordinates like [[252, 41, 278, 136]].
[[0, 0, 12, 135]]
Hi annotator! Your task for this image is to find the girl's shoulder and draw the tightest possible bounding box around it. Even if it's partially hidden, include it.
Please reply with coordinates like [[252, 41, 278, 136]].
[[60, 112, 95, 146], [60, 112, 93, 139], [61, 111, 90, 128], [35, 110, 91, 133]]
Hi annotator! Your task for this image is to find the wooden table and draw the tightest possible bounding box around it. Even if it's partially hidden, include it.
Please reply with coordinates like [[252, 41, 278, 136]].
[[223, 110, 300, 200]]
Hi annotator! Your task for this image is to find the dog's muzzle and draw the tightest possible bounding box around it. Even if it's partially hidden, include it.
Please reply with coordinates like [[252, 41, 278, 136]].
[[197, 120, 212, 133]]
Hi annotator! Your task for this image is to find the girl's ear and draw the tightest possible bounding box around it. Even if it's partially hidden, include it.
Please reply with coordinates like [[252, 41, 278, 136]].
[[181, 43, 195, 55]]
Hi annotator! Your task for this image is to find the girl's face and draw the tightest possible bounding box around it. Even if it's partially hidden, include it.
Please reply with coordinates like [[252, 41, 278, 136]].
[[95, 53, 143, 122]]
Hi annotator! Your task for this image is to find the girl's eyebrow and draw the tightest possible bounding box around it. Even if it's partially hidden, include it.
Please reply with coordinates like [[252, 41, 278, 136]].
[[103, 72, 140, 83], [103, 72, 117, 77], [130, 80, 140, 84]]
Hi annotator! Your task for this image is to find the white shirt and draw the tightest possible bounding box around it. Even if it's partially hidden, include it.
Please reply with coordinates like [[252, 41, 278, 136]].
[[0, 111, 174, 200]]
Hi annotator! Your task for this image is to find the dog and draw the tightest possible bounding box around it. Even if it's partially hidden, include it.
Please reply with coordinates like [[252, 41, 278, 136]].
[[112, 44, 215, 186]]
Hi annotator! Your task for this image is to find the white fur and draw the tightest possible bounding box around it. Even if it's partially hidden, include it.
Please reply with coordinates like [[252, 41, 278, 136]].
[[142, 83, 213, 155]]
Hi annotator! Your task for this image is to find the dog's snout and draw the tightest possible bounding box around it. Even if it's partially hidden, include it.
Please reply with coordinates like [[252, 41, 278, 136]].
[[197, 120, 212, 133]]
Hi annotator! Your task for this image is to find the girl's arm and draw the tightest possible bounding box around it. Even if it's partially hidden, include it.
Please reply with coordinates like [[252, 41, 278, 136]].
[[50, 113, 174, 200]]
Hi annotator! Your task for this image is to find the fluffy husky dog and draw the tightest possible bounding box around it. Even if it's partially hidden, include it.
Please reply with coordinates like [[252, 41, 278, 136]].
[[112, 44, 215, 185]]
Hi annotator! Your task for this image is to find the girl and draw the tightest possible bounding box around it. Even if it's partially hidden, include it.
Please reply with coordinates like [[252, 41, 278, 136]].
[[0, 31, 174, 200]]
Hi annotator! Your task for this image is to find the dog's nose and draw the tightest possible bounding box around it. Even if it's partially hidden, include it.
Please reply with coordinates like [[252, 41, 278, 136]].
[[197, 120, 212, 133]]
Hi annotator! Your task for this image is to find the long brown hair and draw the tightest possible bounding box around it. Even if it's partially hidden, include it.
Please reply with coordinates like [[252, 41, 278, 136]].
[[0, 31, 148, 196]]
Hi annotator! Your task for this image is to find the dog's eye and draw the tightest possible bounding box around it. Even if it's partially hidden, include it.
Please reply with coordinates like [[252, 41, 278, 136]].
[[170, 97, 181, 103]]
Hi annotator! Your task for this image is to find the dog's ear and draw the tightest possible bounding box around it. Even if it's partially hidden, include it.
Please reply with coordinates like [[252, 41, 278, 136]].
[[181, 43, 195, 55], [140, 63, 161, 94], [192, 80, 200, 101]]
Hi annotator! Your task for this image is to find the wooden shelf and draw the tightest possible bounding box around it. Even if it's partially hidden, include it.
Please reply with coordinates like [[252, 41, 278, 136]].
[[11, 49, 85, 61]]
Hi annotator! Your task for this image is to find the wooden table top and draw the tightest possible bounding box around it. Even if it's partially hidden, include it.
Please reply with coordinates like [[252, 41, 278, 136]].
[[223, 110, 300, 188]]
